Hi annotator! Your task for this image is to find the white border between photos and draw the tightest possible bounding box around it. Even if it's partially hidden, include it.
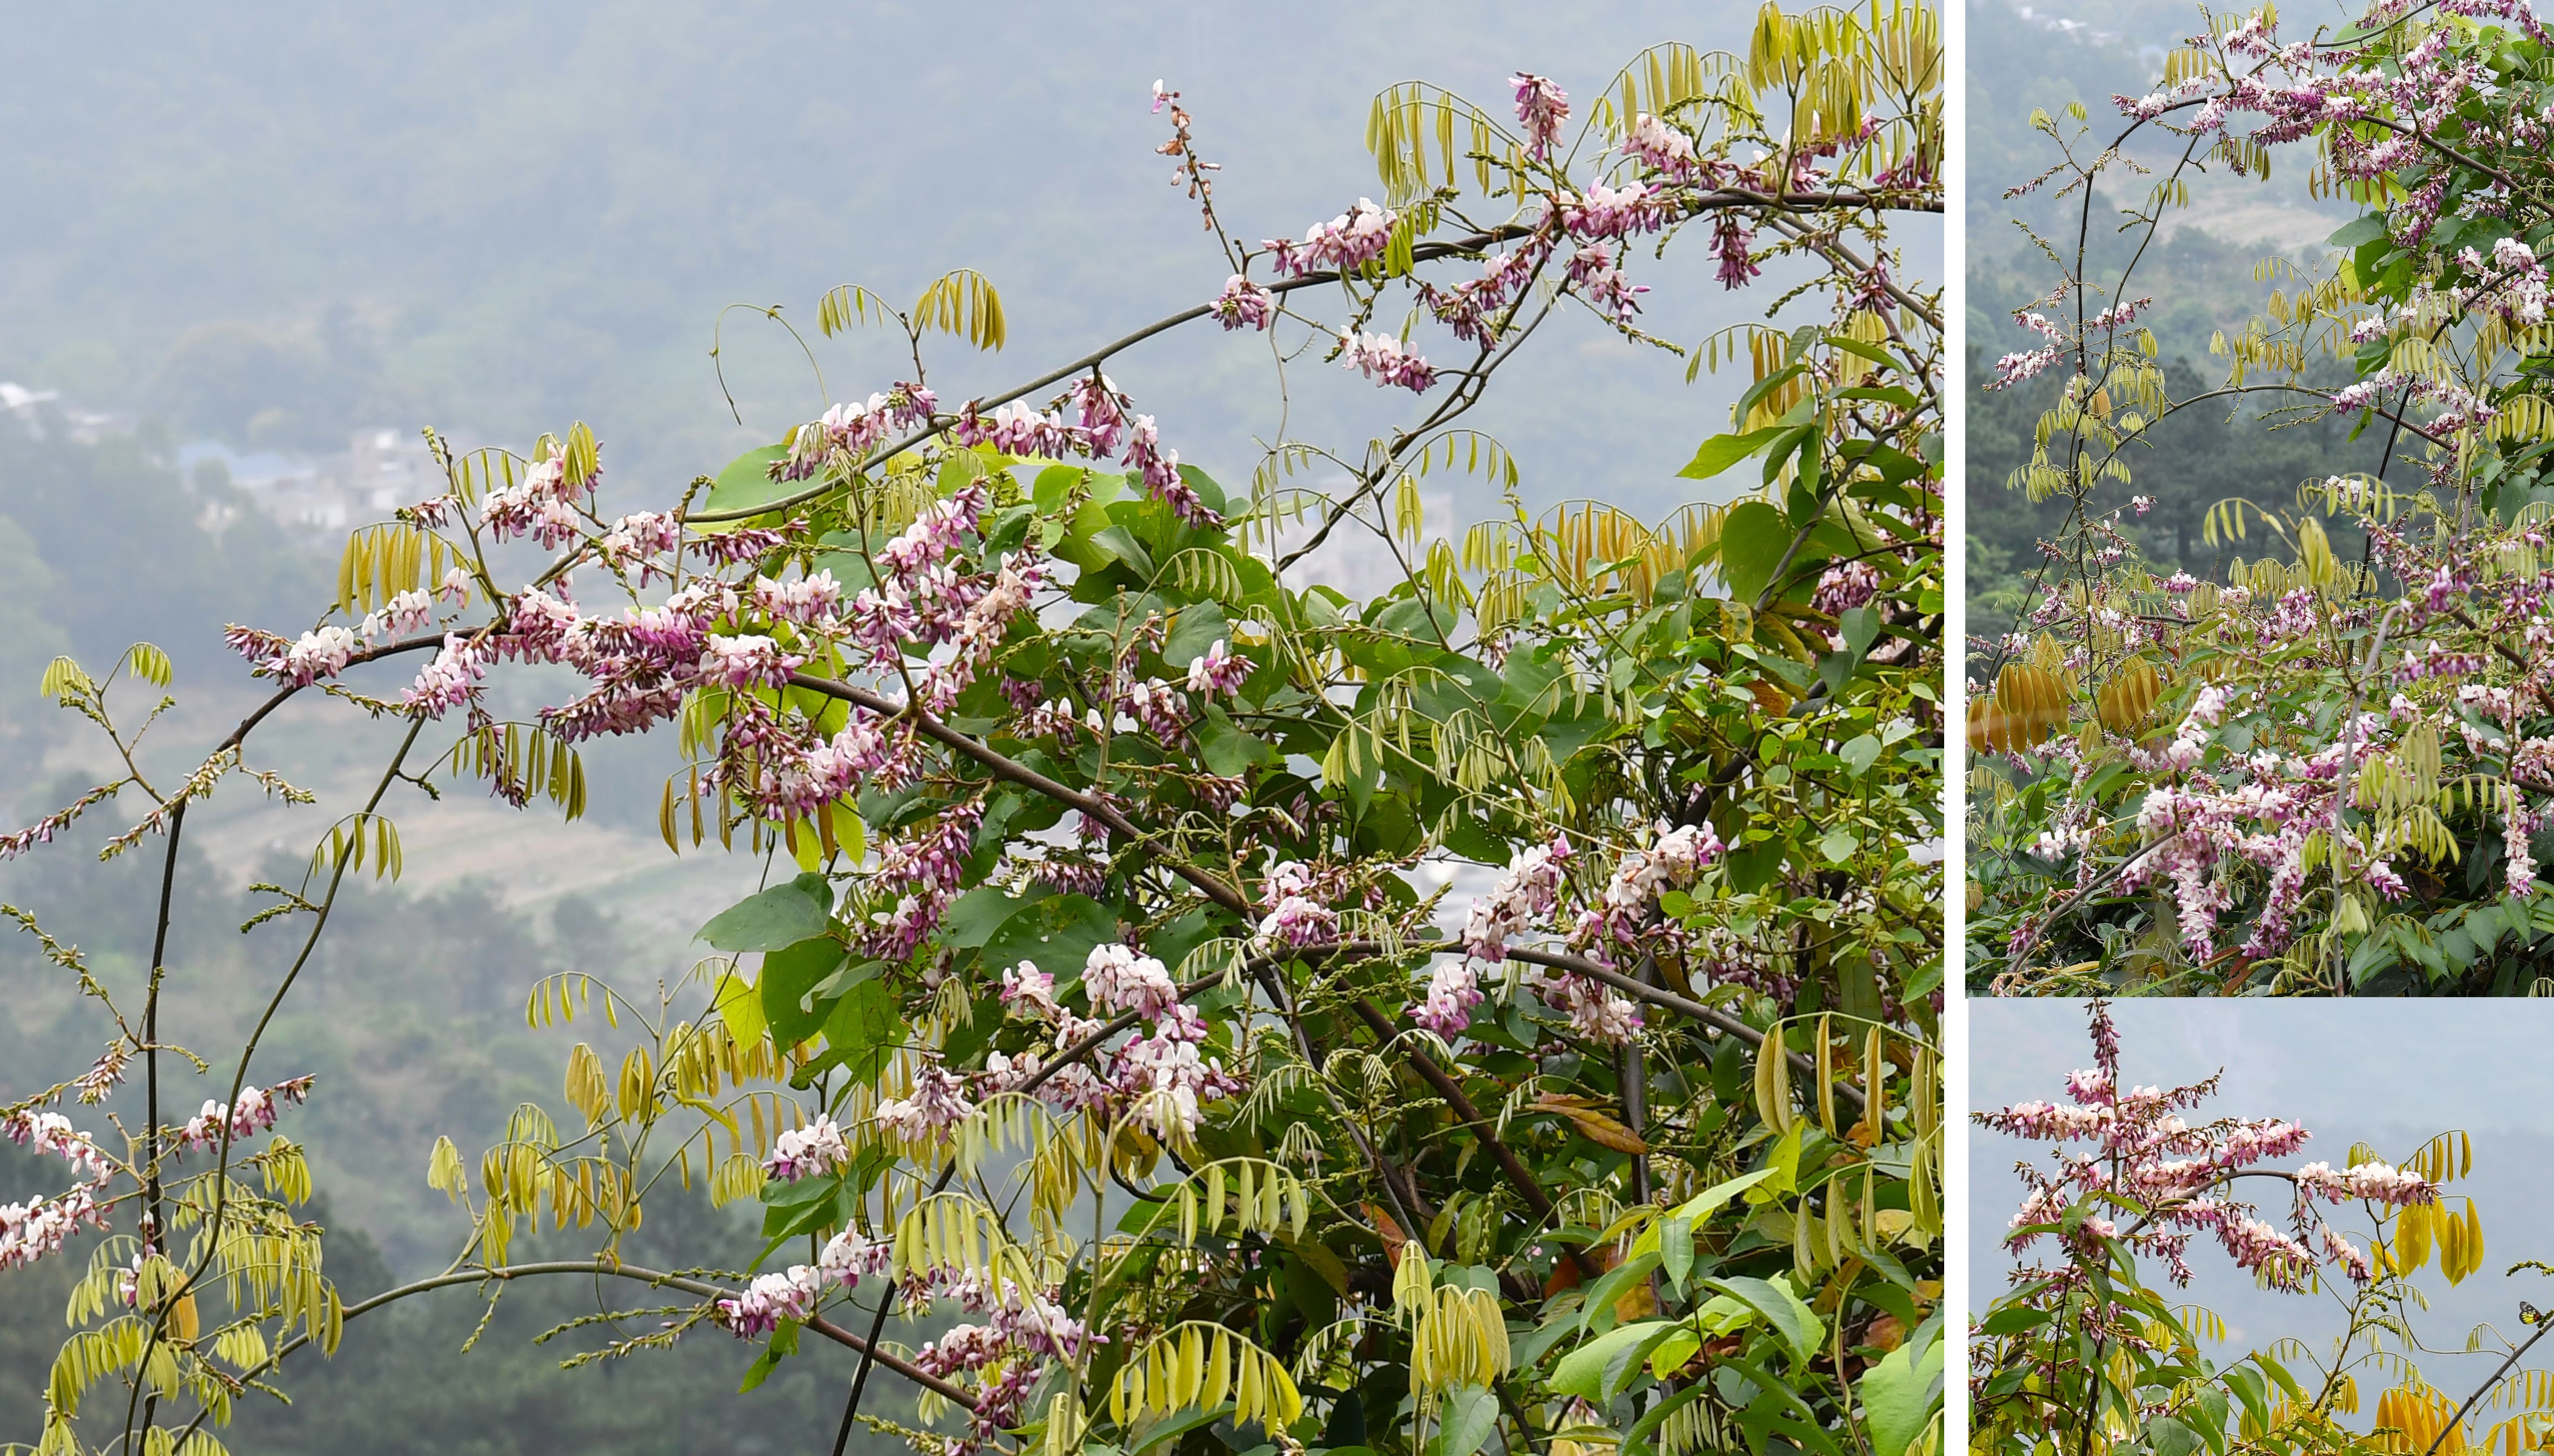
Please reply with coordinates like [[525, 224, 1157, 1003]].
[[1940, 0, 1971, 1437]]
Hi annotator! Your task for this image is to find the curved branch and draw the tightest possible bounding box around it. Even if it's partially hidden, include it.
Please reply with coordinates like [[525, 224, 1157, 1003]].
[[686, 189, 1939, 527], [222, 1260, 979, 1412], [785, 671, 1253, 916]]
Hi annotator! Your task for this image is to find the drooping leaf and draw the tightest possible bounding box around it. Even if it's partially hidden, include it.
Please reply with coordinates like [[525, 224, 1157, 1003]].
[[1702, 1275, 1824, 1363], [1551, 1320, 1678, 1402]]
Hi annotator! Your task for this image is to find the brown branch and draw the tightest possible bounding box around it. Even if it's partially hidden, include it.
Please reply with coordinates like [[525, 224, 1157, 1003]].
[[686, 189, 1937, 527], [786, 672, 1252, 915], [156, 1258, 975, 1454]]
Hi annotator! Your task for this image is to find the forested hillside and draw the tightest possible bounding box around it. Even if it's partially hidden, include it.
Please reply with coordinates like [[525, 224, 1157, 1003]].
[[0, 1, 1783, 507], [1964, 0, 2386, 651]]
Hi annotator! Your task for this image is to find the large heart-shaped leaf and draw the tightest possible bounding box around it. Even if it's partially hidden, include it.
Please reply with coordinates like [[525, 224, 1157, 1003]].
[[697, 873, 833, 952], [1717, 499, 1795, 605], [1858, 1320, 1941, 1456], [700, 443, 794, 518]]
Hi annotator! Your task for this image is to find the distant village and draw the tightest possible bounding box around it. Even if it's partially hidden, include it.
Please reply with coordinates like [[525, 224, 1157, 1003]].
[[2, 380, 443, 537], [3, 380, 1450, 595]]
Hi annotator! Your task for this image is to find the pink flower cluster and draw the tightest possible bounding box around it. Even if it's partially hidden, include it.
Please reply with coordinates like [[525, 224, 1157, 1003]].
[[1184, 639, 1248, 697], [1256, 892, 1338, 950], [483, 450, 598, 549], [227, 624, 360, 687], [908, 1274, 1095, 1455], [1526, 967, 1645, 1045], [1212, 275, 1276, 331], [1813, 560, 1884, 616], [1560, 181, 1671, 240], [1622, 113, 1707, 181], [779, 384, 937, 482], [3, 1110, 112, 1183], [1571, 820, 1724, 952], [1263, 198, 1396, 277], [995, 943, 1243, 1141], [855, 802, 986, 963], [1337, 330, 1438, 393], [1460, 835, 1575, 962], [2, 1089, 263, 1273], [2293, 1159, 2433, 1206], [1414, 960, 1485, 1040], [1980, 1001, 2429, 1291], [175, 1076, 314, 1154], [1084, 943, 1181, 1020], [875, 1061, 977, 1145], [357, 590, 435, 642], [1511, 72, 1571, 161], [713, 1226, 892, 1337], [0, 1183, 104, 1272], [762, 1114, 852, 1181]]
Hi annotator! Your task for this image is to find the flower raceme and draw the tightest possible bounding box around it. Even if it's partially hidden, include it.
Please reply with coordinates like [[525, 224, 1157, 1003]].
[[1336, 329, 1439, 393], [173, 1076, 315, 1155], [1, 1108, 117, 1272], [1511, 72, 1571, 161], [1263, 197, 1397, 277], [1427, 821, 1730, 1044], [1978, 1001, 2431, 1290]]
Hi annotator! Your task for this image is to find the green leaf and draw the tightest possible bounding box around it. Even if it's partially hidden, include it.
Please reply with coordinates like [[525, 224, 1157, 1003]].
[[1974, 1304, 2048, 1336], [939, 887, 1023, 951], [1162, 601, 1233, 672], [2149, 1415, 2198, 1456], [1678, 427, 1786, 481], [1660, 1212, 1697, 1293], [1701, 1275, 1823, 1363], [1677, 1165, 1779, 1220], [1552, 1320, 1678, 1402], [702, 444, 795, 518], [2327, 215, 2388, 250], [1839, 735, 1882, 778], [1427, 1385, 1500, 1456], [1647, 1328, 1702, 1380], [760, 936, 850, 1047], [698, 873, 833, 952], [713, 969, 767, 1046], [1197, 708, 1272, 775], [1092, 524, 1156, 577], [1751, 1128, 1802, 1203], [1131, 1403, 1234, 1455], [1577, 1250, 1663, 1334], [1858, 1322, 1942, 1456], [2223, 1364, 2270, 1434], [737, 1319, 799, 1391], [983, 893, 1120, 984], [1717, 499, 1794, 605], [1841, 603, 1881, 657]]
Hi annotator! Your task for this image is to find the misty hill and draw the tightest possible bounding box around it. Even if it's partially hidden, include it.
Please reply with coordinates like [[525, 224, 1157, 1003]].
[[1964, 0, 2384, 649], [0, 0, 1818, 524]]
